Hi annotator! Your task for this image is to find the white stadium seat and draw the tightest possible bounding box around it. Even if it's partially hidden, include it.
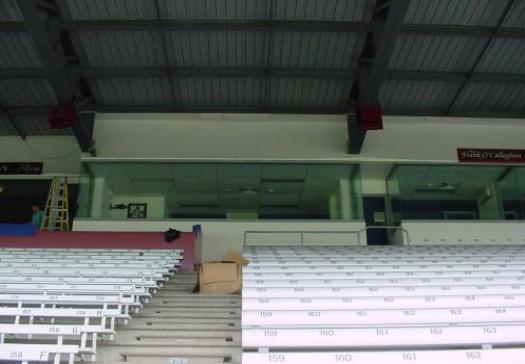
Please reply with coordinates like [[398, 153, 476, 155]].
[[0, 247, 183, 362], [242, 348, 525, 364], [0, 343, 79, 364], [242, 245, 525, 363]]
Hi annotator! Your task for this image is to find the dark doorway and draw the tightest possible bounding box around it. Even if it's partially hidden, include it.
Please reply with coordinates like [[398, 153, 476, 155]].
[[0, 180, 78, 224], [363, 196, 389, 245]]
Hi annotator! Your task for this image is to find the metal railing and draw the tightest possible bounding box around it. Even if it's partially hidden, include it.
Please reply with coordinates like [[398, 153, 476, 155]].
[[243, 226, 411, 247], [358, 225, 412, 246]]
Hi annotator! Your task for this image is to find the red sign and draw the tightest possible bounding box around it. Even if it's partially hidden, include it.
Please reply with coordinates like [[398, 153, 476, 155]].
[[457, 148, 525, 164]]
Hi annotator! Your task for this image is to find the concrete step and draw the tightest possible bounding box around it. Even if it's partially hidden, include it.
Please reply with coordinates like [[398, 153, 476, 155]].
[[146, 301, 241, 308], [97, 269, 241, 364], [97, 345, 241, 363], [109, 354, 238, 364], [132, 312, 241, 319], [112, 329, 241, 341]]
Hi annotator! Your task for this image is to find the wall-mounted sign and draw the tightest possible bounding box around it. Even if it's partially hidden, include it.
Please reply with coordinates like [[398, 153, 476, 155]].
[[0, 162, 43, 175], [457, 148, 525, 164], [127, 203, 147, 219]]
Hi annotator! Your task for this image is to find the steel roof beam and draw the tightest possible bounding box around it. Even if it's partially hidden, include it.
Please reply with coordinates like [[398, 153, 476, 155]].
[[62, 19, 370, 32], [153, 0, 178, 112], [55, 0, 104, 117], [6, 105, 525, 119], [383, 108, 525, 119], [445, 0, 518, 115], [0, 19, 369, 32], [0, 67, 357, 79], [386, 71, 525, 84], [3, 19, 525, 38], [5, 105, 346, 115], [348, 0, 410, 154], [3, 67, 524, 84], [17, 0, 95, 154], [401, 24, 525, 39]]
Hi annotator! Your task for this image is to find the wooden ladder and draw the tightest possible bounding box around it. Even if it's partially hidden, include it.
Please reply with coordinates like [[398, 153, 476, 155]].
[[41, 177, 70, 231]]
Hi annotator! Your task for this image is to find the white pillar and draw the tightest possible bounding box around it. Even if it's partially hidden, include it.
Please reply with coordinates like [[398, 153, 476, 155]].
[[339, 179, 353, 220], [329, 194, 339, 219], [477, 183, 504, 220], [90, 177, 108, 218]]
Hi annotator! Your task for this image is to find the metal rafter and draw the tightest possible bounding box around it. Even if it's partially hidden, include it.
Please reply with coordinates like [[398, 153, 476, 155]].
[[3, 68, 525, 84], [446, 0, 519, 115], [0, 19, 369, 32], [401, 24, 525, 39], [7, 105, 343, 115], [17, 0, 95, 154], [2, 19, 525, 38], [384, 108, 525, 119], [54, 0, 99, 151], [153, 0, 178, 112], [261, 0, 277, 112], [347, 0, 410, 154], [5, 105, 525, 119]]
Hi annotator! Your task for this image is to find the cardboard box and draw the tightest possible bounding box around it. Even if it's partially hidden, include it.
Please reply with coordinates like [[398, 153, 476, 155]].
[[223, 249, 250, 266], [196, 250, 249, 294]]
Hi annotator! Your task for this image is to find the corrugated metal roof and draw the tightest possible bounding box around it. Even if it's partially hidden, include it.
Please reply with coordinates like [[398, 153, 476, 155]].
[[65, 0, 157, 20], [380, 81, 461, 110], [166, 30, 266, 68], [0, 0, 22, 21], [0, 33, 42, 68], [270, 0, 374, 22], [0, 79, 56, 106], [389, 34, 487, 72], [176, 78, 264, 107], [268, 78, 351, 107], [475, 38, 525, 73], [160, 0, 268, 20], [0, 114, 17, 136], [454, 82, 525, 112], [79, 31, 165, 67], [93, 78, 173, 105], [501, 1, 525, 28], [1, 0, 523, 128], [162, 0, 373, 21], [270, 31, 361, 68], [165, 30, 361, 69], [66, 0, 374, 21], [404, 0, 511, 26]]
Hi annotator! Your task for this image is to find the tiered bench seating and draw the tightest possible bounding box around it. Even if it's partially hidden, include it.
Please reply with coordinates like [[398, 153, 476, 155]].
[[0, 248, 183, 363], [242, 245, 525, 364]]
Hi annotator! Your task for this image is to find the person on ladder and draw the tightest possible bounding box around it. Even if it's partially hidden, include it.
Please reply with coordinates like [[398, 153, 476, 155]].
[[30, 202, 44, 229]]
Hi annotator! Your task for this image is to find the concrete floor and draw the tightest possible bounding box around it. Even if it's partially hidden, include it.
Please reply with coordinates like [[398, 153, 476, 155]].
[[97, 272, 242, 364]]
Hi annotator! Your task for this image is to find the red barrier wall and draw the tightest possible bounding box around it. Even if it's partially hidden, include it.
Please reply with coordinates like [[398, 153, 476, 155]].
[[0, 231, 195, 271]]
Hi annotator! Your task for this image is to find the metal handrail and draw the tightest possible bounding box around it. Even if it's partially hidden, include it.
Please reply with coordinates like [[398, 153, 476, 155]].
[[243, 226, 412, 247], [243, 230, 363, 247], [357, 225, 412, 246]]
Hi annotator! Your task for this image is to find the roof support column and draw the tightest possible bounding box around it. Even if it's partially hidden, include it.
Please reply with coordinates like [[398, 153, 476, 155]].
[[347, 0, 410, 154], [18, 0, 96, 155]]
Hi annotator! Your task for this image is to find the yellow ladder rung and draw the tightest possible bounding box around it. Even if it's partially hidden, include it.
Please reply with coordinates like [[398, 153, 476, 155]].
[[41, 177, 70, 232]]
